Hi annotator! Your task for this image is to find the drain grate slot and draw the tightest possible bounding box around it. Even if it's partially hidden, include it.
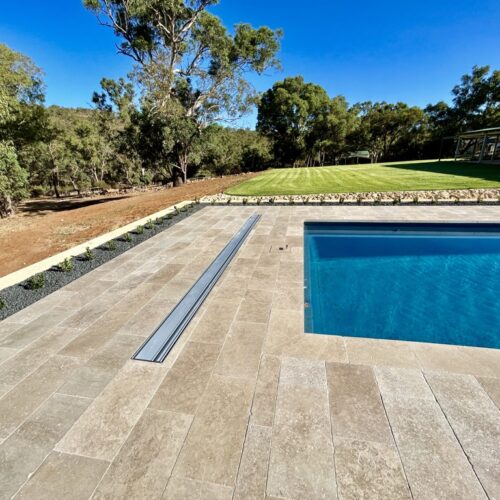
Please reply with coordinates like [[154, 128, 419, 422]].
[[133, 214, 261, 363]]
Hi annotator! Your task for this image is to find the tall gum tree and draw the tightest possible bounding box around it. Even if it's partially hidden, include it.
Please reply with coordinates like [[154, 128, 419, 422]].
[[84, 0, 282, 185]]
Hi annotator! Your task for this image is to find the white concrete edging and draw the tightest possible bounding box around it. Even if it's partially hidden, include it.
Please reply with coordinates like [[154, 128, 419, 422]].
[[0, 200, 194, 291]]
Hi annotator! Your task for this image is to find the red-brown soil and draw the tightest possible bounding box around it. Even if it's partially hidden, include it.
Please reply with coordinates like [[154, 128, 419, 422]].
[[0, 174, 255, 277]]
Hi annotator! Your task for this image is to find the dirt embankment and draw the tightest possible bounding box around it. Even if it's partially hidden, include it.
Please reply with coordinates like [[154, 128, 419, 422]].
[[0, 174, 255, 277]]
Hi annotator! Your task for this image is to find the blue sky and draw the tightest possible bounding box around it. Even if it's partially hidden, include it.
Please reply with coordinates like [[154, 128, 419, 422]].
[[1, 0, 499, 127]]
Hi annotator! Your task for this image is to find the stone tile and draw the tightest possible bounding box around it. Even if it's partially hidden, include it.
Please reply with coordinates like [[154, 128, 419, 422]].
[[412, 342, 494, 376], [0, 326, 81, 386], [326, 363, 393, 445], [173, 374, 254, 486], [56, 361, 165, 461], [93, 409, 193, 499], [163, 477, 233, 500], [146, 263, 184, 284], [460, 346, 500, 377], [86, 334, 140, 371], [57, 365, 116, 399], [375, 366, 434, 401], [346, 338, 420, 368], [0, 307, 71, 349], [251, 355, 280, 427], [214, 321, 266, 380], [149, 341, 221, 414], [266, 309, 347, 362], [477, 376, 500, 409], [15, 451, 108, 500], [234, 425, 272, 500], [425, 371, 500, 499], [384, 397, 486, 500], [0, 355, 80, 439], [0, 347, 17, 365], [277, 261, 303, 283], [189, 299, 241, 344], [334, 439, 411, 500], [247, 267, 278, 290], [0, 394, 90, 500], [267, 357, 337, 499], [118, 298, 176, 338], [236, 296, 272, 324], [112, 282, 164, 312], [272, 282, 303, 311], [58, 308, 134, 361], [0, 321, 23, 340]]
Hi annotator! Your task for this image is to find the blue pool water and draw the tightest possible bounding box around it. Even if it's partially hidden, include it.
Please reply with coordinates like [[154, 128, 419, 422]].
[[304, 222, 500, 349]]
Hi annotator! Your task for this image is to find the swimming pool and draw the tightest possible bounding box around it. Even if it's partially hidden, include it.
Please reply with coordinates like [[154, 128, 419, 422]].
[[304, 222, 500, 349]]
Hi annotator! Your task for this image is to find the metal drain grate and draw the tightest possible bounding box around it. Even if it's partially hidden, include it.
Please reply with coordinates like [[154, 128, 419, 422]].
[[133, 214, 261, 363]]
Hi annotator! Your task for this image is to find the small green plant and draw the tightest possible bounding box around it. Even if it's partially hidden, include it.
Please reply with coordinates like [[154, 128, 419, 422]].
[[0, 297, 6, 310], [256, 197, 262, 205], [319, 195, 325, 205], [180, 205, 188, 212], [287, 196, 295, 205], [136, 225, 144, 234], [302, 196, 310, 205], [123, 232, 133, 242], [392, 195, 401, 205], [166, 213, 174, 220], [242, 198, 248, 204], [338, 195, 345, 204], [210, 199, 216, 205], [356, 194, 363, 205], [454, 196, 461, 204], [26, 273, 45, 290], [106, 240, 117, 251], [145, 219, 154, 230], [194, 197, 201, 204], [174, 206, 180, 214], [84, 247, 95, 261], [154, 217, 163, 225], [226, 197, 232, 204], [412, 195, 419, 204], [58, 257, 74, 272], [268, 197, 275, 204], [476, 194, 483, 204], [373, 194, 381, 205]]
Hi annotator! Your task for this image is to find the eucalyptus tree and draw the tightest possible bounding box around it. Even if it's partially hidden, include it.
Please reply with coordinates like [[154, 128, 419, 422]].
[[0, 43, 44, 215], [84, 0, 282, 185]]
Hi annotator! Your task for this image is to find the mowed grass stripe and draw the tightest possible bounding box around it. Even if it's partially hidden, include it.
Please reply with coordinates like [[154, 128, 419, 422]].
[[226, 160, 500, 196]]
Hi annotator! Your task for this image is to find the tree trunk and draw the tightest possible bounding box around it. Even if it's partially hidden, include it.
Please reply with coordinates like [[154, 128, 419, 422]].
[[0, 194, 14, 218], [51, 171, 61, 198]]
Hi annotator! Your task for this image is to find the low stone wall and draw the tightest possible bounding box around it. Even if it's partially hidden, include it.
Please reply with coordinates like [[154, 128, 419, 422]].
[[202, 188, 500, 205]]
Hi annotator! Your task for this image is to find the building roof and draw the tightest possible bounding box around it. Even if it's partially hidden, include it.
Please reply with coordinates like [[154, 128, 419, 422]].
[[458, 127, 500, 139]]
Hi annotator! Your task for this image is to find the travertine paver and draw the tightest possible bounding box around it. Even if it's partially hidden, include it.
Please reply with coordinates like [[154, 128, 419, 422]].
[[0, 205, 498, 498], [267, 357, 337, 499]]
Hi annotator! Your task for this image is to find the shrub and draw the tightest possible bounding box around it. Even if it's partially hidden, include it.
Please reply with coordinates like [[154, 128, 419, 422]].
[[136, 225, 144, 234], [154, 217, 163, 225], [123, 232, 132, 242], [145, 220, 154, 230], [226, 198, 232, 204], [26, 273, 45, 290], [338, 195, 345, 204], [0, 297, 5, 310], [210, 199, 216, 205], [30, 185, 47, 197], [268, 197, 275, 204], [194, 197, 201, 204], [242, 198, 248, 204], [392, 195, 401, 205], [302, 196, 310, 205], [412, 195, 419, 204], [319, 195, 325, 205], [106, 240, 117, 251], [287, 196, 295, 205], [256, 197, 262, 205], [58, 257, 74, 272], [166, 213, 173, 219], [357, 194, 364, 205], [84, 247, 95, 261]]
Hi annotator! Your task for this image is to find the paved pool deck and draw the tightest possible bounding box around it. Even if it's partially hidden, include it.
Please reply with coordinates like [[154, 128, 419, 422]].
[[0, 205, 499, 499]]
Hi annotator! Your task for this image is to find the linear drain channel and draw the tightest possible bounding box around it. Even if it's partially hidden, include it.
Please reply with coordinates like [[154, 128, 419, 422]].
[[133, 214, 261, 363]]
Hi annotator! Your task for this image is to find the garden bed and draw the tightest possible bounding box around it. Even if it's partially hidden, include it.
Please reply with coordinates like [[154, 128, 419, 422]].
[[0, 203, 202, 320]]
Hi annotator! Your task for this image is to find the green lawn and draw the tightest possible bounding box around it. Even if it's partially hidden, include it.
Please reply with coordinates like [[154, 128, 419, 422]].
[[226, 160, 500, 196]]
